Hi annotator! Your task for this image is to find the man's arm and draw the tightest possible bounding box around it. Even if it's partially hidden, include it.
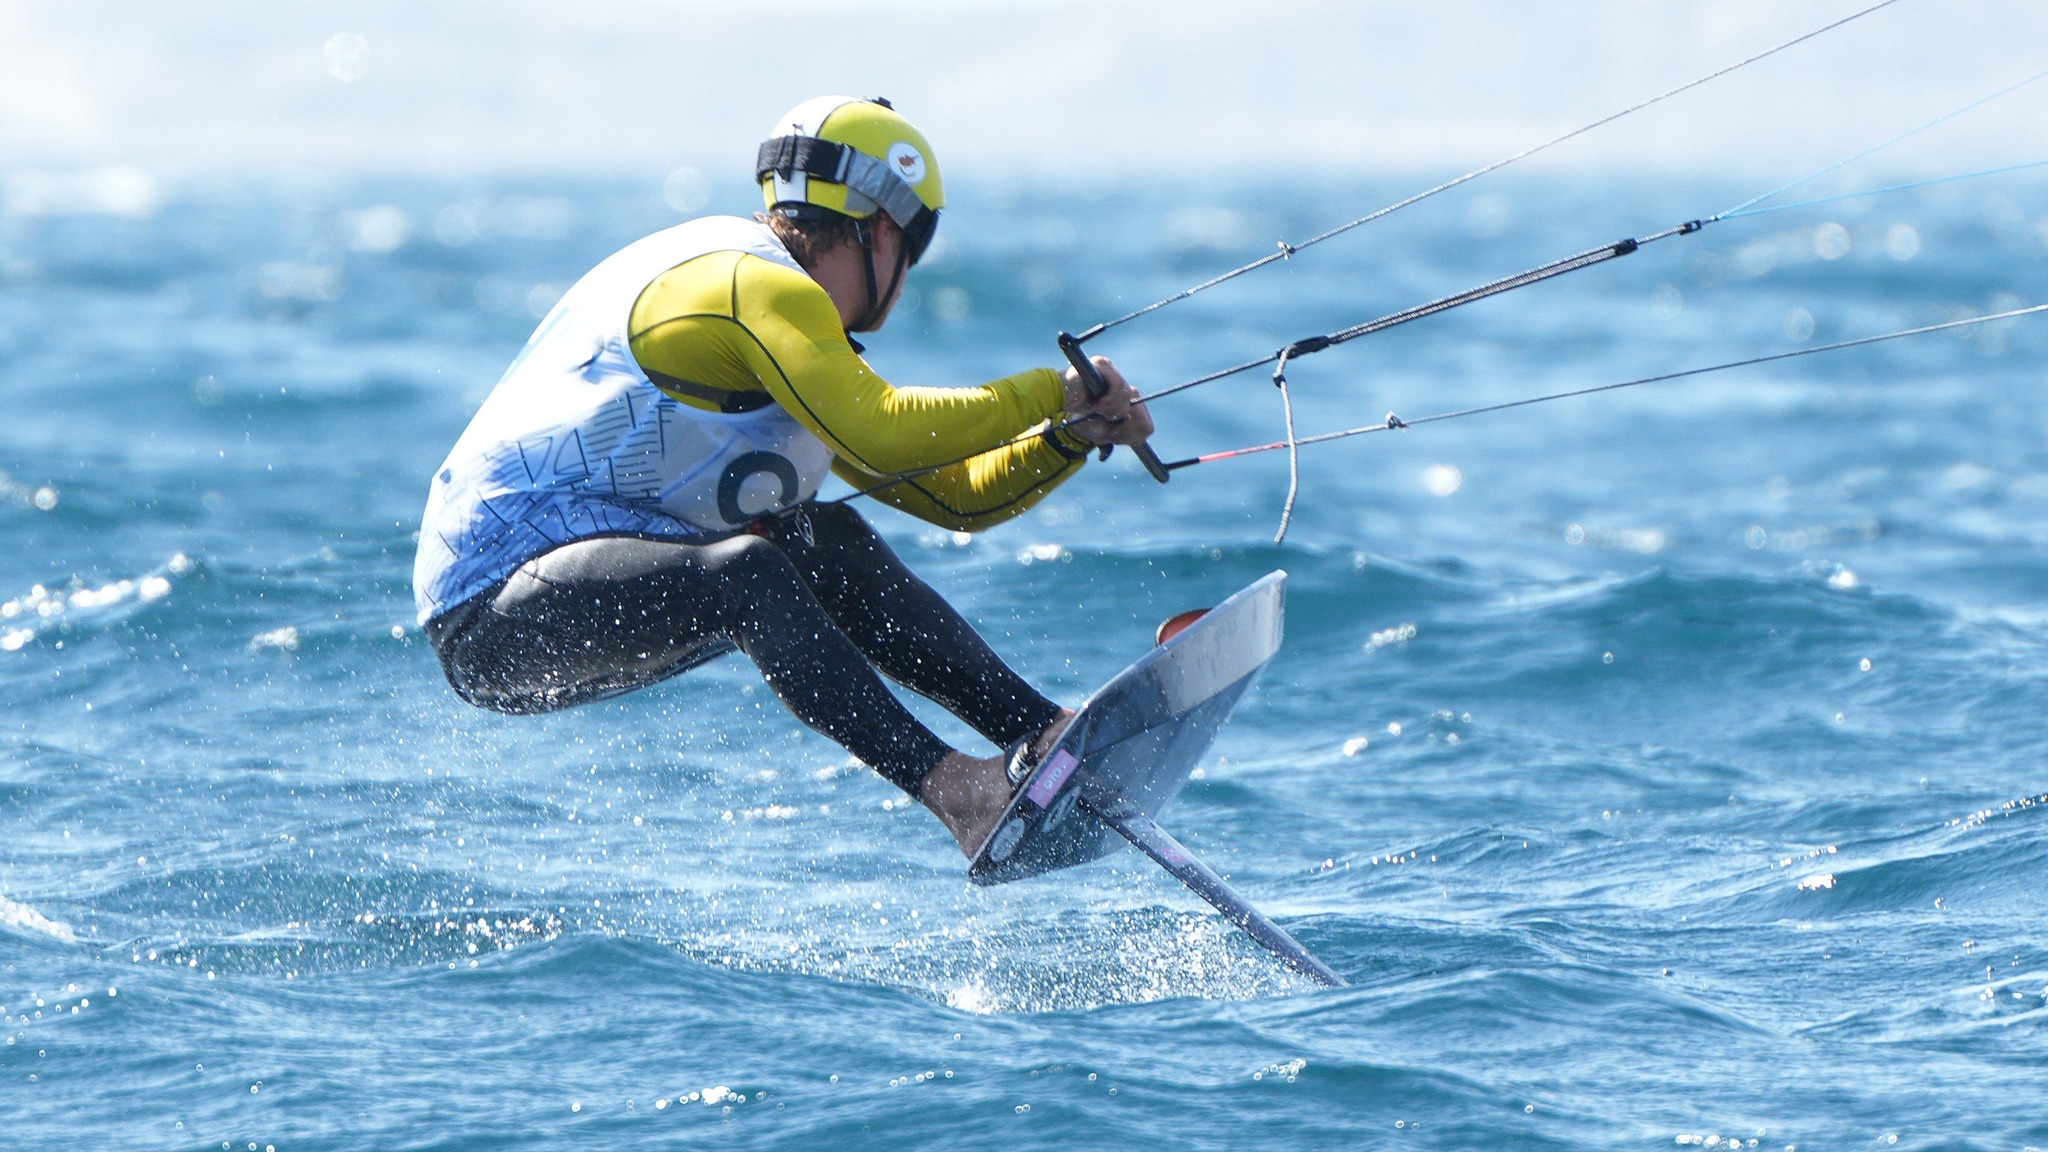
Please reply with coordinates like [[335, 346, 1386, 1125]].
[[826, 419, 1087, 531], [733, 256, 1096, 527]]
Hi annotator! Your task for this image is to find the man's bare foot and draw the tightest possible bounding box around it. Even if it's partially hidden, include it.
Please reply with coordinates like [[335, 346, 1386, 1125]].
[[919, 748, 1012, 858], [920, 709, 1077, 858]]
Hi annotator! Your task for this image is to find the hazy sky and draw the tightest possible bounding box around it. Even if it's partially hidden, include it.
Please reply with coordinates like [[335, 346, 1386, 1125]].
[[1, 0, 2043, 182]]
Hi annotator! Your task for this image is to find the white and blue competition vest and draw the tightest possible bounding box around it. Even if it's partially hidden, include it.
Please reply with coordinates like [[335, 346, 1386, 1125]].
[[413, 217, 836, 624]]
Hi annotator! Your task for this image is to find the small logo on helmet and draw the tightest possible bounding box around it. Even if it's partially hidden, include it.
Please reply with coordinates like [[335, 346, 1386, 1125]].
[[885, 142, 927, 185]]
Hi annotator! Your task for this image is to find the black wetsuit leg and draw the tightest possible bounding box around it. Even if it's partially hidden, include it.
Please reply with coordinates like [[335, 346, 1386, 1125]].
[[426, 506, 1062, 792], [757, 503, 1061, 749], [426, 531, 953, 792]]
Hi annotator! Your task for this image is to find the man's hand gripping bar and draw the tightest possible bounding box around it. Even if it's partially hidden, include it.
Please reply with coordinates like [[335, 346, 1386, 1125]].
[[1057, 332, 1171, 484]]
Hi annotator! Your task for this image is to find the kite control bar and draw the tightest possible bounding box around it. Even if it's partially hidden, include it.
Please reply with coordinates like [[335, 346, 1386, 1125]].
[[1059, 331, 1171, 484]]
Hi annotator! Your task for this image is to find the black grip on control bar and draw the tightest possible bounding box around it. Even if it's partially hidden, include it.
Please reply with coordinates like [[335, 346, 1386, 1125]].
[[1057, 332, 1171, 484]]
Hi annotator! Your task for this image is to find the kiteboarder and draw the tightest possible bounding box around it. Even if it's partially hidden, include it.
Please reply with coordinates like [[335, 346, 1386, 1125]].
[[412, 96, 1152, 856]]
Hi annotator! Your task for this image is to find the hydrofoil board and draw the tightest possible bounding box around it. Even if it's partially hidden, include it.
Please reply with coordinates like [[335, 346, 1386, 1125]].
[[967, 571, 1343, 987]]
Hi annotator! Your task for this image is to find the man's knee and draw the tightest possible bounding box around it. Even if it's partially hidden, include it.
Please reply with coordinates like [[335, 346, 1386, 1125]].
[[703, 533, 812, 604], [431, 624, 563, 715]]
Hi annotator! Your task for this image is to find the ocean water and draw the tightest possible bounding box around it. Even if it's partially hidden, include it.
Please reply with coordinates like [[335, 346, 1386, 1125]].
[[3, 166, 2047, 1150]]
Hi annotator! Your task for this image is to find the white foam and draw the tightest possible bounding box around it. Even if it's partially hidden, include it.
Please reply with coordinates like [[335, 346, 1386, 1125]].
[[0, 554, 191, 652], [944, 981, 1000, 1014], [249, 625, 301, 652], [0, 895, 78, 943]]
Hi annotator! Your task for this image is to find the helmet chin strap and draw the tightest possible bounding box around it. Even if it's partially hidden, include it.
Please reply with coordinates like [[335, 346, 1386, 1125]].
[[851, 216, 911, 334]]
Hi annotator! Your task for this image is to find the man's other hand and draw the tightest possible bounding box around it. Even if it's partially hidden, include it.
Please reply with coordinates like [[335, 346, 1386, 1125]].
[[1061, 356, 1155, 447]]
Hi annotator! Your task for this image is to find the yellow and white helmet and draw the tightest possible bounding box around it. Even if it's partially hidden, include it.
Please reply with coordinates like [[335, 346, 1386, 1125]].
[[757, 96, 943, 265]]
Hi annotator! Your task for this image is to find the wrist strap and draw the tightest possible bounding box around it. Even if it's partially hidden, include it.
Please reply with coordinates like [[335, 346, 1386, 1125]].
[[1040, 425, 1089, 461]]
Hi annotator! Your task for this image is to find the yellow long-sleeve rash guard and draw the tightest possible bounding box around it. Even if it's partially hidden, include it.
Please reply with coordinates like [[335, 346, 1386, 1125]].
[[626, 250, 1091, 532]]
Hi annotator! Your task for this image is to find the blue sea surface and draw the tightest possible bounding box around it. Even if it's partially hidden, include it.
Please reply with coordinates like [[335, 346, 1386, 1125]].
[[3, 167, 2047, 1150]]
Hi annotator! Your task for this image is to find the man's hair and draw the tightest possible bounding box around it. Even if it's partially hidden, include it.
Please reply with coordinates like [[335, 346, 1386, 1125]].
[[759, 211, 864, 269]]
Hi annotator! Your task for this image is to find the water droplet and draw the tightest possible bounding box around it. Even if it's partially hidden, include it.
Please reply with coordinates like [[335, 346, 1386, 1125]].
[[1812, 222, 1851, 260], [323, 33, 370, 82], [1885, 223, 1920, 261], [526, 283, 563, 319], [346, 205, 407, 253], [931, 286, 971, 324]]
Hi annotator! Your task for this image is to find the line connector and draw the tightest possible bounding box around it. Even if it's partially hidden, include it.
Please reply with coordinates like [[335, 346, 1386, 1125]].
[[1385, 412, 1408, 430], [1281, 334, 1333, 360], [1678, 219, 1704, 234]]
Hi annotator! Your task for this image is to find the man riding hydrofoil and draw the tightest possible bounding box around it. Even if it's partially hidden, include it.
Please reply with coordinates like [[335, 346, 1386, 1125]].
[[412, 97, 1153, 856]]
